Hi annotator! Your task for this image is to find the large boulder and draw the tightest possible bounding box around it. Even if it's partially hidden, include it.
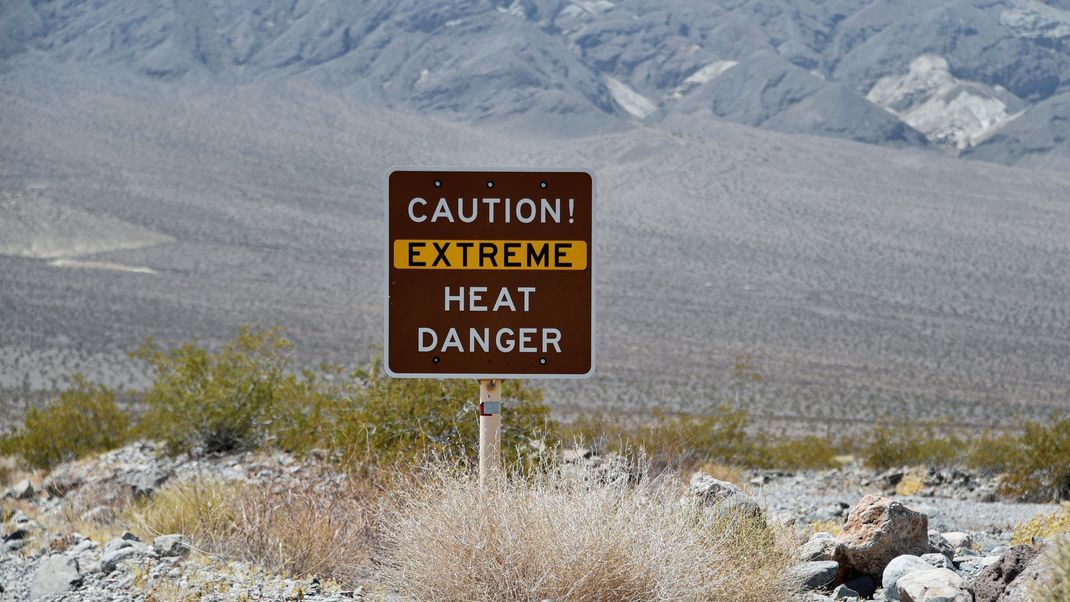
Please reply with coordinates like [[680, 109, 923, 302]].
[[689, 472, 761, 518], [972, 545, 1039, 602], [30, 555, 83, 600], [897, 567, 972, 602], [883, 555, 934, 601], [835, 495, 929, 576]]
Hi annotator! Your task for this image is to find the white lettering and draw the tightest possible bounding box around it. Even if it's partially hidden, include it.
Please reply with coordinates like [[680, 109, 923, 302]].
[[418, 327, 437, 352], [408, 197, 428, 222]]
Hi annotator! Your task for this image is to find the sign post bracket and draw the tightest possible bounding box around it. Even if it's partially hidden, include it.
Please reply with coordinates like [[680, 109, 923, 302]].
[[479, 378, 502, 489]]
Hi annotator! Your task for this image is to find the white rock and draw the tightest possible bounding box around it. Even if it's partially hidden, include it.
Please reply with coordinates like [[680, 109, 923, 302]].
[[897, 567, 972, 602], [30, 555, 83, 600], [941, 532, 971, 550], [883, 555, 933, 601]]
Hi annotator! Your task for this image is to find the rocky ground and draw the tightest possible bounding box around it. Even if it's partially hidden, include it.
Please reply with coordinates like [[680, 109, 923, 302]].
[[1, 444, 1065, 601]]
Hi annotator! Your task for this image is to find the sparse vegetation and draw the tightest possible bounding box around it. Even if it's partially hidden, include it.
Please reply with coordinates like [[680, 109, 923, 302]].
[[860, 418, 1070, 501], [126, 475, 376, 583], [564, 406, 843, 473], [1012, 504, 1070, 545], [0, 374, 129, 470], [379, 463, 793, 602]]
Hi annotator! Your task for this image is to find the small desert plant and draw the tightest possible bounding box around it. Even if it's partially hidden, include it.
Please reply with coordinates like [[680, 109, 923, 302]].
[[379, 462, 793, 601], [134, 326, 293, 455], [1012, 504, 1070, 545], [895, 466, 927, 496], [0, 374, 129, 470], [126, 475, 376, 583]]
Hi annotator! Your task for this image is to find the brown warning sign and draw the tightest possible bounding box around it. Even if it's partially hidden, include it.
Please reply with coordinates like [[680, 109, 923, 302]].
[[384, 169, 595, 378]]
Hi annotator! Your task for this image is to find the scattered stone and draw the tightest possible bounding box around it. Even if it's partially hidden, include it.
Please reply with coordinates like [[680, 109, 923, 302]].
[[30, 555, 83, 600], [689, 472, 761, 518], [832, 583, 860, 599], [119, 531, 141, 542], [896, 567, 972, 602], [883, 555, 933, 602], [127, 467, 173, 500], [836, 495, 929, 576], [800, 532, 839, 562], [101, 545, 141, 573], [11, 479, 35, 500], [103, 537, 132, 555], [941, 532, 972, 551], [807, 502, 849, 522], [787, 560, 840, 592], [928, 530, 955, 560], [920, 553, 953, 569], [972, 544, 1038, 602], [153, 534, 191, 557]]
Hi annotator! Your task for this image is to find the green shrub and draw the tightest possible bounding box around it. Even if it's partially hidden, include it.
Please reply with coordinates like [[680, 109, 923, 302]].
[[752, 434, 841, 470], [1001, 418, 1070, 501], [862, 421, 962, 470], [1, 374, 129, 470], [134, 326, 294, 455], [337, 360, 554, 468]]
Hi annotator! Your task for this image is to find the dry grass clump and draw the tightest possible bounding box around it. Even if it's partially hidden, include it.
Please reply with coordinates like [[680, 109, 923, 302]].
[[1013, 503, 1070, 545], [379, 465, 793, 602], [125, 475, 377, 583], [895, 466, 927, 496]]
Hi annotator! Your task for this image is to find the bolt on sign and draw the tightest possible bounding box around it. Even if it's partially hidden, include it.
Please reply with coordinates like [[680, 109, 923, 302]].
[[384, 169, 595, 378]]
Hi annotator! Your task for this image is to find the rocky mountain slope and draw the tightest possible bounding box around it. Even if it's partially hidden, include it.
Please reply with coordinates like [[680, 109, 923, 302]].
[[4, 0, 1070, 165]]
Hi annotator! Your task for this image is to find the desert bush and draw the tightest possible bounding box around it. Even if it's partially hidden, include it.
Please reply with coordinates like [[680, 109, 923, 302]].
[[862, 422, 962, 470], [1012, 504, 1070, 545], [379, 463, 793, 601], [0, 374, 129, 470], [337, 361, 554, 468], [126, 475, 376, 583], [134, 326, 295, 455], [751, 434, 841, 470], [1000, 418, 1070, 502]]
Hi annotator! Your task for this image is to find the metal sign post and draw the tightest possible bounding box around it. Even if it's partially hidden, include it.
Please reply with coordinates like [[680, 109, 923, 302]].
[[478, 379, 502, 487], [384, 169, 595, 487]]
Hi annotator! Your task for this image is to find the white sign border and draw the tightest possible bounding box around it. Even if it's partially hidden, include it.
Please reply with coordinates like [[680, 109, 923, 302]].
[[382, 166, 597, 380]]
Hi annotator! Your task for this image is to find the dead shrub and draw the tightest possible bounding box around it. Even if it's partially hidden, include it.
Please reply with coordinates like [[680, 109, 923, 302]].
[[378, 463, 792, 602], [125, 475, 378, 584]]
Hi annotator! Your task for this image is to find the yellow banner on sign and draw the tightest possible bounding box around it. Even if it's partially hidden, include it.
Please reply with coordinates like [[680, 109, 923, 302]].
[[394, 240, 588, 270]]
